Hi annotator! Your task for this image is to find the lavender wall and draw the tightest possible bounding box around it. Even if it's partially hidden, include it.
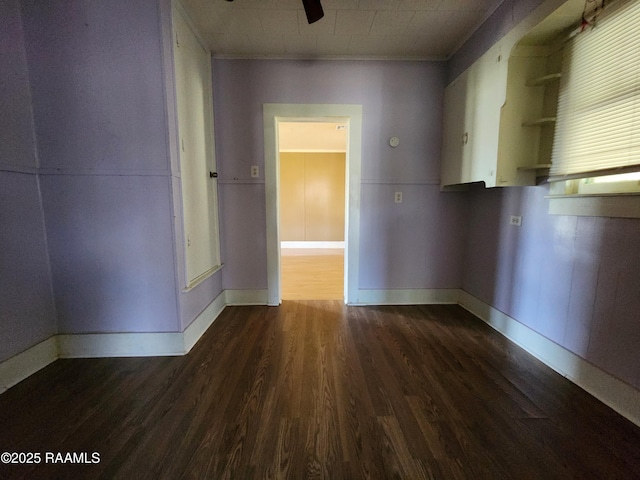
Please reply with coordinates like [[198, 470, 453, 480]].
[[1, 0, 222, 354], [0, 0, 37, 172], [0, 0, 57, 362], [359, 184, 466, 289], [19, 0, 184, 334], [462, 185, 640, 389], [38, 176, 179, 333], [451, 1, 640, 389], [448, 0, 544, 82], [0, 172, 57, 361], [212, 59, 468, 292], [20, 0, 169, 174]]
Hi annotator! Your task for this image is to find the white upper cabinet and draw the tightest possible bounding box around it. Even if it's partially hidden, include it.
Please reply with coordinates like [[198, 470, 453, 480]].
[[470, 42, 509, 187], [440, 0, 575, 189], [441, 41, 510, 188], [173, 4, 221, 287], [441, 67, 475, 187]]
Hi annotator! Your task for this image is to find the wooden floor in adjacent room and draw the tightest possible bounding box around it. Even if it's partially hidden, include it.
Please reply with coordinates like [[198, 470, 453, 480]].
[[1, 302, 639, 479], [281, 248, 343, 300]]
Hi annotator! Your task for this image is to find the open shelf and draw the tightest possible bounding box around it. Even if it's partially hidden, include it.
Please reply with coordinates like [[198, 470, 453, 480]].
[[522, 117, 556, 127], [518, 163, 552, 171], [526, 73, 561, 86]]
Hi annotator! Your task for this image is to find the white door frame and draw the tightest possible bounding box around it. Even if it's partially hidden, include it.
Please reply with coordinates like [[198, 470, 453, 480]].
[[263, 104, 362, 305]]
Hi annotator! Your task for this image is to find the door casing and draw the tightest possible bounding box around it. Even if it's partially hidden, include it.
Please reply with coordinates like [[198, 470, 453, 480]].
[[263, 103, 363, 305]]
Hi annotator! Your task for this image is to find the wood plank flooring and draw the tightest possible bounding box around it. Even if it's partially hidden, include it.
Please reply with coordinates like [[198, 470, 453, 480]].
[[281, 249, 343, 300], [1, 302, 639, 479]]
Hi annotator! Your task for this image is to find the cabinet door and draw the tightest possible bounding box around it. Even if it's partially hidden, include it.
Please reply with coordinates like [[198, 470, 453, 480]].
[[470, 45, 508, 187], [441, 67, 475, 187], [441, 42, 509, 188], [173, 8, 221, 286]]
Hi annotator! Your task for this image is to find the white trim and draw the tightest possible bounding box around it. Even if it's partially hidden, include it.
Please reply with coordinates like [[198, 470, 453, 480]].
[[458, 290, 640, 427], [3, 288, 638, 427], [0, 337, 58, 393], [182, 264, 224, 292], [173, 0, 210, 54], [7, 292, 227, 362], [58, 291, 227, 358], [263, 103, 363, 306], [353, 289, 460, 306], [281, 241, 344, 249], [548, 195, 640, 219], [183, 290, 226, 352], [57, 332, 186, 358], [0, 291, 227, 392], [172, 3, 222, 288], [224, 289, 269, 306]]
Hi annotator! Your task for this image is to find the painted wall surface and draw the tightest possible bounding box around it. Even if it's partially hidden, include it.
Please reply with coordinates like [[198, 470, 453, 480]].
[[213, 59, 467, 291], [462, 185, 640, 389], [19, 0, 183, 334], [20, 0, 169, 173], [0, 173, 57, 362], [39, 175, 179, 333], [452, 1, 640, 390], [448, 0, 544, 82], [0, 0, 37, 172], [0, 0, 58, 362], [360, 184, 466, 289]]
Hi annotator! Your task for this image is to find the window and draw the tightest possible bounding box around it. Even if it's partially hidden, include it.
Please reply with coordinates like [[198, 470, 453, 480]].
[[549, 0, 640, 218], [547, 0, 640, 217]]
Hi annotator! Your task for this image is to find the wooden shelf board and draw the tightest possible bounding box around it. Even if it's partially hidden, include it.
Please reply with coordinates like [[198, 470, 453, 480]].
[[526, 73, 562, 86], [522, 117, 556, 127], [518, 164, 552, 171]]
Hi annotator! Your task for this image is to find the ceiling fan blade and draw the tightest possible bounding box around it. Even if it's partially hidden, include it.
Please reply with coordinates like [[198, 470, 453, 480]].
[[302, 0, 324, 24]]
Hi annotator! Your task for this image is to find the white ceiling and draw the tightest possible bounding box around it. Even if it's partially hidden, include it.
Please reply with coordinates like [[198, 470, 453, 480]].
[[180, 0, 507, 60]]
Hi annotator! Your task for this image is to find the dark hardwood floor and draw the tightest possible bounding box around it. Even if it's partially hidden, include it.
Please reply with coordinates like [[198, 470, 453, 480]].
[[1, 301, 639, 479]]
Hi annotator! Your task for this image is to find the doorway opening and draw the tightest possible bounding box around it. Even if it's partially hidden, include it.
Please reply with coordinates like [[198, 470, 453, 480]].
[[278, 122, 347, 300], [263, 104, 363, 306]]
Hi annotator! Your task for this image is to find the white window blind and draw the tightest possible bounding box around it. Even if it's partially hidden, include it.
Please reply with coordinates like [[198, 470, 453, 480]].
[[550, 0, 640, 180]]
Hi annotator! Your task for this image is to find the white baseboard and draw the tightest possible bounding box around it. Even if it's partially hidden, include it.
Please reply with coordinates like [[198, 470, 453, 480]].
[[58, 290, 228, 358], [224, 289, 269, 305], [59, 298, 225, 356], [352, 288, 460, 305], [458, 290, 640, 427], [57, 332, 186, 358], [4, 287, 638, 428], [183, 290, 226, 353], [0, 292, 228, 391], [0, 337, 58, 393]]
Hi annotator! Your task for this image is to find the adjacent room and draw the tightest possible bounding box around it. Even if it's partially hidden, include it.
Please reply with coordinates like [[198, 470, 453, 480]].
[[1, 0, 639, 478], [278, 121, 347, 300]]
